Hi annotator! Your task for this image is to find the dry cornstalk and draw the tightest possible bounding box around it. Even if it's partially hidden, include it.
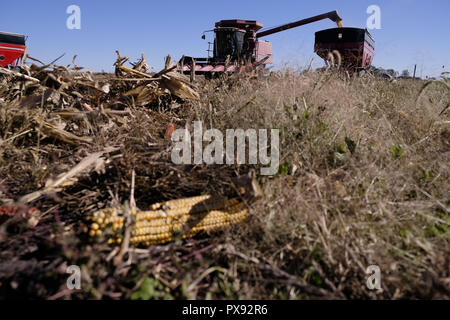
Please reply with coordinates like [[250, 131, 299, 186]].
[[0, 67, 40, 83], [34, 116, 93, 146], [19, 148, 118, 204]]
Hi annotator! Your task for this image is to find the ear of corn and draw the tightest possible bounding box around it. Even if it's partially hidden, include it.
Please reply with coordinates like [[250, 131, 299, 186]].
[[86, 195, 248, 246]]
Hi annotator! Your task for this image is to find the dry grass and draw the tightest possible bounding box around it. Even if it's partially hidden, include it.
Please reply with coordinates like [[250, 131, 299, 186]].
[[198, 71, 450, 299], [0, 68, 449, 299]]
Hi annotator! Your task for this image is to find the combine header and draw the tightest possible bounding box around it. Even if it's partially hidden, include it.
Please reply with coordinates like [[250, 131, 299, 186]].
[[0, 31, 27, 68], [180, 10, 374, 77]]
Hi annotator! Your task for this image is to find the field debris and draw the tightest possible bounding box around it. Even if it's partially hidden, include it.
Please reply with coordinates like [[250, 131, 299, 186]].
[[19, 148, 117, 204], [1, 51, 199, 111], [0, 51, 240, 236], [0, 52, 449, 300], [34, 116, 93, 146], [114, 51, 199, 101]]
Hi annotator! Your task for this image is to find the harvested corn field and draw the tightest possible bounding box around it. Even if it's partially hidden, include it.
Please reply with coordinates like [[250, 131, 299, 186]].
[[0, 55, 449, 299]]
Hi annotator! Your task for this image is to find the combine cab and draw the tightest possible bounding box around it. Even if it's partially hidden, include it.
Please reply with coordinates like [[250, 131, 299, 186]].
[[180, 20, 272, 77], [314, 27, 374, 71], [0, 31, 27, 68]]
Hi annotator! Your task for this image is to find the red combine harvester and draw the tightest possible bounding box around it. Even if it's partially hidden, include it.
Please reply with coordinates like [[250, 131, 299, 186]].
[[180, 10, 374, 77], [314, 27, 374, 70], [0, 31, 27, 69]]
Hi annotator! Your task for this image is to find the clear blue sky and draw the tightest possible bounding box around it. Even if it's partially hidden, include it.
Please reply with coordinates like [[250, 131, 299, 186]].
[[1, 0, 448, 77]]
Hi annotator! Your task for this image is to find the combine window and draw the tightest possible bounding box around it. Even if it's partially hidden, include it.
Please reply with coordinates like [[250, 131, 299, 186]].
[[214, 29, 245, 60], [0, 55, 4, 61]]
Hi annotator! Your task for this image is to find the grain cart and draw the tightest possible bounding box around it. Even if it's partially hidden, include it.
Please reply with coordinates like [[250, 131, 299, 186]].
[[180, 11, 343, 77], [314, 27, 375, 71], [0, 31, 27, 68]]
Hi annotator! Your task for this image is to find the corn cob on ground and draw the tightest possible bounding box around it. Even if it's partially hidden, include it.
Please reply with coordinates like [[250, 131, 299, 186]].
[[86, 195, 248, 246]]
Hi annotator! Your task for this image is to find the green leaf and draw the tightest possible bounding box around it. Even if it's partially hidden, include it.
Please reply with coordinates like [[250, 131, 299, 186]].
[[391, 145, 404, 158], [279, 163, 290, 175], [337, 144, 346, 154], [130, 277, 168, 300]]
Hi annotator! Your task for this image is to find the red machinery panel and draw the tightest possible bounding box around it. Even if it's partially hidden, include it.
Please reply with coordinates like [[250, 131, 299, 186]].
[[255, 41, 273, 64], [0, 31, 27, 68]]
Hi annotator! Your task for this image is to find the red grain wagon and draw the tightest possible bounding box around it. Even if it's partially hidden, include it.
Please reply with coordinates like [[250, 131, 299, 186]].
[[314, 27, 375, 71]]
